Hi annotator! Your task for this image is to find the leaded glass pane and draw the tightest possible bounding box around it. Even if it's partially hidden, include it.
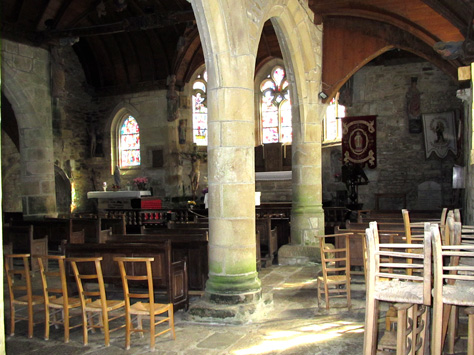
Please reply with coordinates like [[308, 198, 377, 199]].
[[193, 112, 207, 146], [280, 126, 292, 143], [280, 100, 292, 127], [272, 67, 285, 88], [260, 79, 275, 92], [193, 81, 206, 92], [263, 127, 279, 143], [120, 115, 140, 168], [192, 69, 208, 146], [260, 66, 292, 144]]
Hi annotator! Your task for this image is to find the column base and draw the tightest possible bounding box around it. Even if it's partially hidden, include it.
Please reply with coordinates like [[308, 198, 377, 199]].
[[278, 244, 321, 265], [186, 290, 273, 324]]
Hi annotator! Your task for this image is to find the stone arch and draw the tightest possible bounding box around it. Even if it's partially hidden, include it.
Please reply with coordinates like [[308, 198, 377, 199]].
[[2, 42, 56, 217]]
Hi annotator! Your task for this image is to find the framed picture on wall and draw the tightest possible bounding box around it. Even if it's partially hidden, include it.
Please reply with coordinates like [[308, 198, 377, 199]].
[[422, 111, 457, 159]]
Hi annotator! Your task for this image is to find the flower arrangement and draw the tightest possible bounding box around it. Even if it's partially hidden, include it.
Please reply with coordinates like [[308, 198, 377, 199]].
[[133, 177, 148, 190], [202, 187, 208, 195]]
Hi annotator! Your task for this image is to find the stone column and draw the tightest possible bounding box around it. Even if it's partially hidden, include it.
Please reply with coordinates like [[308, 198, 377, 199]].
[[286, 101, 326, 262], [188, 0, 262, 323]]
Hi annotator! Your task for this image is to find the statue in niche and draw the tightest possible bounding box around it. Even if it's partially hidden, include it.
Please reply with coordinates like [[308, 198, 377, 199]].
[[113, 166, 121, 188], [86, 122, 97, 158], [178, 119, 187, 144], [180, 144, 207, 200], [167, 75, 180, 122], [406, 77, 422, 133]]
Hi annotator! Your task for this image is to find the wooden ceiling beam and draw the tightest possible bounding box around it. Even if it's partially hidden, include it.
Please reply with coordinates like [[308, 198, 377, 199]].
[[40, 10, 194, 43], [421, 0, 471, 37]]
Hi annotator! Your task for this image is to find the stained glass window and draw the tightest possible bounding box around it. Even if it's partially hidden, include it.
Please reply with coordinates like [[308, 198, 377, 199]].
[[119, 115, 141, 168], [324, 96, 345, 142], [192, 70, 208, 146], [260, 66, 292, 144]]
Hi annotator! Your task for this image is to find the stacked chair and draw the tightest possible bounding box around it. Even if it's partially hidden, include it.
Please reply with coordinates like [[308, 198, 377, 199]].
[[364, 221, 432, 354], [431, 221, 474, 355]]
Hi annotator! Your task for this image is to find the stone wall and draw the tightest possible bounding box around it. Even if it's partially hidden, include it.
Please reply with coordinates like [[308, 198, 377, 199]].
[[322, 61, 463, 211], [49, 46, 209, 212]]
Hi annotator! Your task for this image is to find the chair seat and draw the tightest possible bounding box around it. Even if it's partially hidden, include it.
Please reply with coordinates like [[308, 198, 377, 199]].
[[15, 295, 45, 305], [442, 285, 474, 306], [49, 296, 82, 308], [84, 299, 125, 312], [374, 279, 425, 304], [318, 275, 349, 284], [130, 302, 172, 316]]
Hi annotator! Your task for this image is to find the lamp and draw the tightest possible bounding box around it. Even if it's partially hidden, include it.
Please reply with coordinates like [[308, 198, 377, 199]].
[[319, 91, 328, 100]]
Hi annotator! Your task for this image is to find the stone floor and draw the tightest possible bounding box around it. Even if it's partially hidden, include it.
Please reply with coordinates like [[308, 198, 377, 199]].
[[3, 264, 472, 354]]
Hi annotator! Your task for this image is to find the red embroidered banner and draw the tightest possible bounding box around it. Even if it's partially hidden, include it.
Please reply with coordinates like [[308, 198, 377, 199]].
[[342, 115, 377, 168]]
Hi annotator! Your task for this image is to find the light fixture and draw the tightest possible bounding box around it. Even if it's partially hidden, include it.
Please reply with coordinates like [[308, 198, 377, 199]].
[[319, 91, 328, 100]]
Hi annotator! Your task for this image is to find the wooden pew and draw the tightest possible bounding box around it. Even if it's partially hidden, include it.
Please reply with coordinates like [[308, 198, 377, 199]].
[[334, 225, 403, 271], [256, 217, 278, 265], [3, 225, 48, 271], [111, 229, 209, 291], [65, 241, 189, 311]]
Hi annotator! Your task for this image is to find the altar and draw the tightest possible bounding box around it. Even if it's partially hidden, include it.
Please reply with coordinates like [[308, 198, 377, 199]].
[[87, 190, 152, 210]]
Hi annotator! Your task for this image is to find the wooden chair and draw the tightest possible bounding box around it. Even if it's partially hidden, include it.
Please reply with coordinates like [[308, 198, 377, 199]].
[[317, 233, 352, 310], [36, 255, 88, 342], [4, 254, 45, 338], [431, 222, 474, 355], [114, 256, 176, 350], [67, 256, 125, 346], [364, 221, 431, 355]]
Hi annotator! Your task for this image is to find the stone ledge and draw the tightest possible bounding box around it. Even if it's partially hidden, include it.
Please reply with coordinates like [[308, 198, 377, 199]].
[[278, 244, 321, 265]]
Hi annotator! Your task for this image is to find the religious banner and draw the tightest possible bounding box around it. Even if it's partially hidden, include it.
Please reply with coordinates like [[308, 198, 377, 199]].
[[341, 115, 377, 168], [422, 111, 457, 159]]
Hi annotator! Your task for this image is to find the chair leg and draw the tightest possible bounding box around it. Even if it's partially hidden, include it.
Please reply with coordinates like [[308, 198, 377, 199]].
[[431, 299, 444, 355], [10, 304, 15, 336], [324, 283, 330, 310], [64, 308, 70, 343], [395, 303, 410, 355], [102, 312, 110, 347], [465, 307, 474, 355], [81, 310, 89, 346], [363, 297, 379, 354], [346, 280, 351, 310], [44, 306, 50, 340], [446, 305, 458, 355], [317, 279, 321, 308], [28, 303, 34, 338], [150, 313, 155, 351], [169, 307, 176, 340], [125, 314, 131, 350]]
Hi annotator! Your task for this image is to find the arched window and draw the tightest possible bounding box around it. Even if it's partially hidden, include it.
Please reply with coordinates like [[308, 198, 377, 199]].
[[119, 115, 141, 168], [324, 95, 345, 142], [192, 69, 208, 146], [260, 66, 292, 144]]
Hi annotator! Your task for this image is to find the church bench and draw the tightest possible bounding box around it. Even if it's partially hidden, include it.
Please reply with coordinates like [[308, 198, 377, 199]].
[[106, 231, 208, 291], [333, 225, 404, 270], [11, 218, 69, 251], [3, 225, 48, 271], [65, 240, 189, 311], [256, 217, 278, 265]]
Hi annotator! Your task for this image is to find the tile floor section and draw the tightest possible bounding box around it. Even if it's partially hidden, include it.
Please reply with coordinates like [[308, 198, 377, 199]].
[[3, 264, 472, 354]]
